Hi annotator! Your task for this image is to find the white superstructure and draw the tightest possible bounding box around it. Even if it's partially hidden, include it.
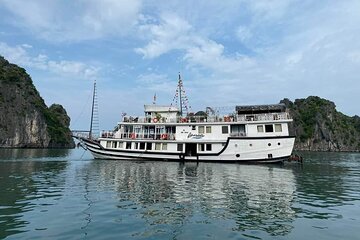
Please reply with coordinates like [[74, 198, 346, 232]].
[[75, 76, 295, 163]]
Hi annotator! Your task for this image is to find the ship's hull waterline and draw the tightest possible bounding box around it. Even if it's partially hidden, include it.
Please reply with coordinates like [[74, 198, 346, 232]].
[[79, 136, 295, 163]]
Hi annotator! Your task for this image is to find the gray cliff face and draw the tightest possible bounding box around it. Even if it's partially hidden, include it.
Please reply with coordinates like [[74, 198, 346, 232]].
[[281, 97, 360, 152], [0, 56, 74, 148], [4, 111, 51, 148]]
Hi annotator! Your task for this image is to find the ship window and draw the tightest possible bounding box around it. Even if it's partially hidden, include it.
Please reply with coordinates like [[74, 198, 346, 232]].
[[118, 142, 123, 149], [257, 125, 264, 133], [275, 124, 282, 132], [177, 144, 183, 152], [265, 124, 274, 132], [162, 143, 167, 150], [155, 143, 161, 150], [199, 144, 205, 151], [146, 142, 152, 150], [126, 142, 131, 149], [140, 142, 145, 150], [222, 126, 229, 134], [206, 126, 212, 133], [206, 144, 212, 151], [192, 125, 196, 130], [135, 142, 139, 149], [111, 141, 117, 148], [106, 141, 111, 148], [198, 126, 205, 134]]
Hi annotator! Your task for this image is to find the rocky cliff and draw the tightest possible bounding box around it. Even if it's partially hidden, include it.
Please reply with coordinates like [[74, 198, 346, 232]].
[[281, 97, 360, 152], [0, 56, 74, 148]]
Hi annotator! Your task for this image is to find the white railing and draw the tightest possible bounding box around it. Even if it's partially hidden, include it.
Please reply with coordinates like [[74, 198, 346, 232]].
[[121, 112, 291, 124], [72, 130, 90, 138], [230, 132, 247, 137], [236, 112, 291, 122], [100, 131, 176, 140]]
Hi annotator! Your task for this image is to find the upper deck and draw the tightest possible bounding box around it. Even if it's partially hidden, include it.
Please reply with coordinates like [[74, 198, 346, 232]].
[[121, 103, 291, 125], [96, 104, 292, 141], [122, 112, 291, 125]]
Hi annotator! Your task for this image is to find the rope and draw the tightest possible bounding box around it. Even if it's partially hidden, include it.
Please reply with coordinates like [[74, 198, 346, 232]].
[[72, 91, 92, 126]]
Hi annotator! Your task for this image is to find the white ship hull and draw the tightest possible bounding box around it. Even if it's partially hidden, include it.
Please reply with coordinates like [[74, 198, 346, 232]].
[[75, 76, 296, 164], [80, 136, 295, 163]]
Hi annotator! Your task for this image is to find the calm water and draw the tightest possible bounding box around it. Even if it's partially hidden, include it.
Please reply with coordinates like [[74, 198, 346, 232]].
[[0, 149, 359, 239]]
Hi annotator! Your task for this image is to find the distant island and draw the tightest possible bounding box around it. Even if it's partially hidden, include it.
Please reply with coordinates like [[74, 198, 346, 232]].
[[0, 56, 74, 148], [0, 56, 359, 151]]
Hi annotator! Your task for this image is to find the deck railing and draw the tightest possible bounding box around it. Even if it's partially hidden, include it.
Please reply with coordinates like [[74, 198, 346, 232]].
[[121, 112, 291, 124], [100, 131, 248, 140], [229, 132, 247, 137], [101, 132, 176, 140], [72, 130, 90, 138], [236, 112, 291, 122]]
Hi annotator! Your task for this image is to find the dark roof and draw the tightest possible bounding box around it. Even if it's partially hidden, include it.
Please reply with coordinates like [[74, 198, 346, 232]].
[[236, 104, 286, 114]]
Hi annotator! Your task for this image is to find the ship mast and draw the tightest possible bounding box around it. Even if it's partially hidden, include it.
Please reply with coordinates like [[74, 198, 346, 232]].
[[178, 73, 183, 116], [89, 80, 99, 139], [169, 72, 191, 117]]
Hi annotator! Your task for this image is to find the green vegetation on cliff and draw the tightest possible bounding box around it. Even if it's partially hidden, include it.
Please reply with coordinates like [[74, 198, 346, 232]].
[[0, 56, 74, 148], [45, 104, 74, 147], [281, 97, 360, 151]]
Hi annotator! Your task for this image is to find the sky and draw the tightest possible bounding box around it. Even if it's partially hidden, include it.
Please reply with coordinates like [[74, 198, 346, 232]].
[[0, 0, 360, 131]]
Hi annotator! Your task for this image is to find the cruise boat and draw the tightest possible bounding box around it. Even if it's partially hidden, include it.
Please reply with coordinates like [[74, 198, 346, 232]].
[[74, 75, 295, 163]]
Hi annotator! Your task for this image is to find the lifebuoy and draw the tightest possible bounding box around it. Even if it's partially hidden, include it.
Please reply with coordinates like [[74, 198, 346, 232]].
[[153, 118, 158, 123], [181, 118, 187, 123], [161, 134, 168, 140]]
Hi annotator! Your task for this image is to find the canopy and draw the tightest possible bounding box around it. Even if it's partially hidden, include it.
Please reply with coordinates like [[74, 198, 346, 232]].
[[235, 104, 286, 114]]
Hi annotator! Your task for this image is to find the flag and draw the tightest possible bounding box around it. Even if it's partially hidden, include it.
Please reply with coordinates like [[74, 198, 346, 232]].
[[153, 93, 156, 104]]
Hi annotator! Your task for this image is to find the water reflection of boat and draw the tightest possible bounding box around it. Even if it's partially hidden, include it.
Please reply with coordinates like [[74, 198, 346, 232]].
[[81, 160, 296, 236]]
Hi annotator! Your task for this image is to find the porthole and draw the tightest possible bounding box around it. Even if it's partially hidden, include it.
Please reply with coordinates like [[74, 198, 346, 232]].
[[278, 142, 281, 146], [249, 143, 252, 147], [236, 154, 240, 158], [235, 144, 238, 148], [268, 143, 271, 146]]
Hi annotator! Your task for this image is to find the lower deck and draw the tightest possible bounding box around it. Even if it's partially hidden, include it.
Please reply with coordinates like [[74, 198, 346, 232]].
[[82, 136, 295, 163]]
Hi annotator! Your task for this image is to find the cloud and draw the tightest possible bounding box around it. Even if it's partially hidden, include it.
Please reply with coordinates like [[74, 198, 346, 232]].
[[1, 0, 360, 119], [0, 42, 99, 79], [236, 26, 253, 43], [135, 13, 256, 73], [134, 1, 360, 117], [136, 73, 174, 92], [0, 0, 142, 42], [135, 13, 193, 58]]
